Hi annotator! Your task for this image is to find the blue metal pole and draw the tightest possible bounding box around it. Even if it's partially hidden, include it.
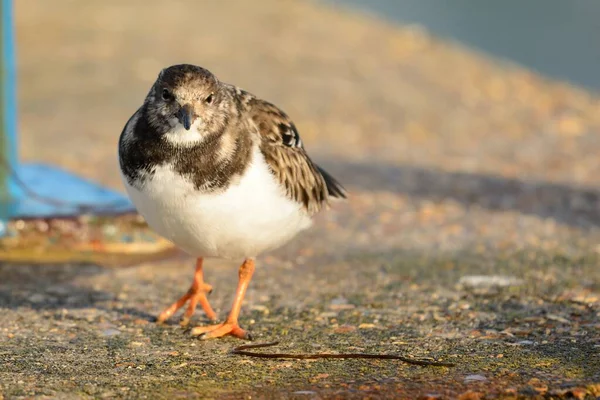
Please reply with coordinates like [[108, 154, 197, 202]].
[[0, 0, 22, 235], [0, 0, 133, 225]]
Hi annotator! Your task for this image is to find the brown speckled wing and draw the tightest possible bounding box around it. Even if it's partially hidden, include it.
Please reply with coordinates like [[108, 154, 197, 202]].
[[243, 92, 346, 214]]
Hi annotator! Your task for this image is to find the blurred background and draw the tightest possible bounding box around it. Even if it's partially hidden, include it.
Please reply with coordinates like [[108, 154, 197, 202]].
[[14, 0, 600, 191], [2, 0, 600, 397], [11, 0, 600, 252], [332, 0, 600, 91]]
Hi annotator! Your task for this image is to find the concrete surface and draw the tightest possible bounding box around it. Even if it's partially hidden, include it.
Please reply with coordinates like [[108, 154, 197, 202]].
[[1, 0, 600, 398]]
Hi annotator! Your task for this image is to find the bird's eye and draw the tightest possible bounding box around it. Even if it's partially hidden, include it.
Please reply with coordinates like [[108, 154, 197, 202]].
[[205, 93, 214, 104], [161, 89, 173, 101]]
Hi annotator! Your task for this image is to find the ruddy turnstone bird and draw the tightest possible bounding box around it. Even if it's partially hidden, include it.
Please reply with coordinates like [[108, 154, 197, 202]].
[[118, 64, 346, 340]]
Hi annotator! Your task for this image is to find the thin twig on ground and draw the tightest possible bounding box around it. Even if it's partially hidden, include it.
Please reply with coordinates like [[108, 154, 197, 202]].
[[231, 341, 455, 367]]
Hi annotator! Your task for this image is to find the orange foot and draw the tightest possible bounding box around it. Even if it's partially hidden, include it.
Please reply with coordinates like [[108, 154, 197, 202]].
[[190, 258, 256, 341], [156, 258, 217, 326], [191, 321, 252, 340]]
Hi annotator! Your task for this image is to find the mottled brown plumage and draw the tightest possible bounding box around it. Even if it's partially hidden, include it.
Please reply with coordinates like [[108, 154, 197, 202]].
[[118, 64, 346, 340], [121, 65, 346, 214], [237, 89, 346, 214]]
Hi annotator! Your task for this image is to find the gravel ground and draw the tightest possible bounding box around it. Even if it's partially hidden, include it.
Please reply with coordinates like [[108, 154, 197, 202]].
[[2, 0, 600, 398]]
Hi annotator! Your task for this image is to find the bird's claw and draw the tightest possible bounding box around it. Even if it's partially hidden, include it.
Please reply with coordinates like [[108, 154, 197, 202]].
[[191, 321, 252, 340]]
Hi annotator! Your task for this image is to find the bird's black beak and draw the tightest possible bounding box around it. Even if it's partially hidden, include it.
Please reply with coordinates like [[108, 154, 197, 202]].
[[176, 104, 195, 130]]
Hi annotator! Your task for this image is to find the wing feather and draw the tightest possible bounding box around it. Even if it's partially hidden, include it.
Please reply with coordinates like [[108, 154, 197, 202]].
[[241, 91, 346, 214]]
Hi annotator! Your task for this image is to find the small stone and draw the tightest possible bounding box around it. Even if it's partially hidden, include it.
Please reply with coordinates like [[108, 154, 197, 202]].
[[102, 225, 118, 237], [250, 305, 270, 314], [574, 294, 598, 304], [101, 328, 121, 337], [459, 275, 523, 289], [546, 314, 570, 324], [516, 340, 534, 346], [330, 296, 348, 305], [29, 293, 47, 303], [358, 323, 376, 329], [464, 374, 487, 383], [318, 312, 337, 318], [329, 303, 355, 310], [334, 325, 357, 333]]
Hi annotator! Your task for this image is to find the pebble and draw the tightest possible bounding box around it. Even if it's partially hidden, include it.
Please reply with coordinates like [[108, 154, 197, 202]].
[[459, 275, 524, 289], [101, 328, 121, 337], [546, 314, 571, 324], [464, 374, 487, 383], [516, 340, 535, 346], [358, 323, 377, 329], [29, 293, 48, 303]]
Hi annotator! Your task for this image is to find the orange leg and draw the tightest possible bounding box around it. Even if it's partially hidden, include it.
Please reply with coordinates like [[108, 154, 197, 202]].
[[191, 258, 255, 340], [157, 257, 217, 325]]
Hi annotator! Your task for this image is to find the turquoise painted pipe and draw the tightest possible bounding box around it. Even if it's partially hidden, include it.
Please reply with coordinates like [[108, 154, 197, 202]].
[[0, 0, 133, 227], [0, 0, 21, 232]]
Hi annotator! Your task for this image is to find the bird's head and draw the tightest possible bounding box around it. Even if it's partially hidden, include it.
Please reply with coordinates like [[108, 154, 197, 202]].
[[145, 64, 230, 145]]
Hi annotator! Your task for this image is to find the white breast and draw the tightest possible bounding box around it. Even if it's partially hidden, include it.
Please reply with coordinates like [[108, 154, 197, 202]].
[[121, 148, 312, 259]]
